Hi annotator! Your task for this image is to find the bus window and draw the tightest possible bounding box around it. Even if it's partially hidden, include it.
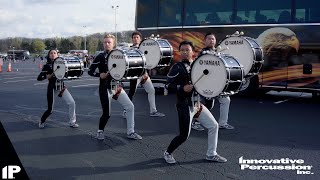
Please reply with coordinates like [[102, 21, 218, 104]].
[[184, 0, 233, 25], [296, 0, 320, 23], [237, 0, 292, 24], [136, 0, 158, 28], [159, 0, 182, 27]]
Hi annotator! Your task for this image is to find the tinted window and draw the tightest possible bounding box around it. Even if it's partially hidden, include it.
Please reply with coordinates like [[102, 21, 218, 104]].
[[136, 0, 158, 28], [296, 0, 320, 23], [237, 0, 292, 24], [159, 0, 182, 27], [184, 0, 233, 25]]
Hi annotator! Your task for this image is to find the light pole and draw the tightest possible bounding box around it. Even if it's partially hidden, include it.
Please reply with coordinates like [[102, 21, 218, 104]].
[[83, 25, 87, 50], [112, 5, 119, 44], [12, 46, 15, 63]]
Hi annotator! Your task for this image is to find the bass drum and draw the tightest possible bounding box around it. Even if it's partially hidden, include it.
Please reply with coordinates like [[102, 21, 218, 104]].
[[53, 57, 84, 80], [107, 48, 146, 80], [191, 53, 244, 98], [219, 36, 263, 77], [139, 38, 173, 69]]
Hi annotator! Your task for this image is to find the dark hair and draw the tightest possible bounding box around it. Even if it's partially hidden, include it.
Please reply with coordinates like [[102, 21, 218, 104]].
[[46, 49, 59, 62], [131, 31, 142, 39], [204, 32, 216, 39], [179, 40, 195, 51]]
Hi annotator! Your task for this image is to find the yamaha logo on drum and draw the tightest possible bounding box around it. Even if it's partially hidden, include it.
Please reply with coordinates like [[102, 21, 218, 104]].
[[199, 59, 220, 66], [202, 89, 214, 95], [141, 42, 157, 46], [225, 40, 243, 45], [111, 55, 125, 59]]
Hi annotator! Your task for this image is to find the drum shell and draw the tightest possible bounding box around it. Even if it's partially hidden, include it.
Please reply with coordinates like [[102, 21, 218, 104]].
[[126, 56, 146, 78], [53, 57, 84, 80], [219, 36, 263, 77], [107, 48, 146, 80], [157, 39, 173, 66], [139, 38, 173, 69]]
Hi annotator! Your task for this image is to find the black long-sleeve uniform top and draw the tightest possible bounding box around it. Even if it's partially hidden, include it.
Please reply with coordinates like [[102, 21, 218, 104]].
[[37, 60, 64, 90], [166, 59, 193, 106], [88, 52, 112, 89]]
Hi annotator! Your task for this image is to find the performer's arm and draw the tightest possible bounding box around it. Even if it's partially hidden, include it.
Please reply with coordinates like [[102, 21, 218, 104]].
[[166, 64, 184, 93], [37, 64, 50, 81], [88, 55, 101, 77]]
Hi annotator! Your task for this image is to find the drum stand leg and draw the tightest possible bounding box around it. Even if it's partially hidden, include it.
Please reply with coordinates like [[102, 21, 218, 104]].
[[111, 80, 120, 95]]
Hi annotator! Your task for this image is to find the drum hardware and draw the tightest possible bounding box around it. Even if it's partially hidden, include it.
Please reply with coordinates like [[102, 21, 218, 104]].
[[191, 92, 201, 113], [226, 31, 244, 37], [110, 79, 121, 94]]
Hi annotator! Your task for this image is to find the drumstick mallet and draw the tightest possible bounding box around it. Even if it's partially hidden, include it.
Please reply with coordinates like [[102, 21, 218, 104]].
[[193, 69, 209, 86]]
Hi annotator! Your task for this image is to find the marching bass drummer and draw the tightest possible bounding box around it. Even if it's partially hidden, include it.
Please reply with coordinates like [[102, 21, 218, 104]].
[[163, 40, 227, 164], [125, 31, 165, 118], [88, 34, 142, 140], [37, 49, 79, 129], [192, 33, 234, 131]]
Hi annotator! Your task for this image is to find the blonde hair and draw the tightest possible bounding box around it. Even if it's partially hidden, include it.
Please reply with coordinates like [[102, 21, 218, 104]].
[[104, 34, 116, 47]]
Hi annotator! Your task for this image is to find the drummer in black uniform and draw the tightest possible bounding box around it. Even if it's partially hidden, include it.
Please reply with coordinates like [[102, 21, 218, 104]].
[[163, 40, 227, 164], [37, 49, 79, 129], [88, 34, 142, 140], [124, 31, 165, 118]]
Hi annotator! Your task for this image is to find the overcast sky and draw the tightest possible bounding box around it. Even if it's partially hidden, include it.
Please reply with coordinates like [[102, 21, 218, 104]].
[[0, 0, 137, 39]]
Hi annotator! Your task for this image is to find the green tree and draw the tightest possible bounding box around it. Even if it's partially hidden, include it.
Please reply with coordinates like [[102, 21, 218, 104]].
[[88, 37, 99, 54], [31, 39, 46, 54], [60, 38, 75, 53], [44, 39, 57, 50], [70, 36, 82, 50]]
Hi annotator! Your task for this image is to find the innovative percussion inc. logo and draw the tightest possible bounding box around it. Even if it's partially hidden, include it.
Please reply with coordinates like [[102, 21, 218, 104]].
[[239, 156, 314, 175]]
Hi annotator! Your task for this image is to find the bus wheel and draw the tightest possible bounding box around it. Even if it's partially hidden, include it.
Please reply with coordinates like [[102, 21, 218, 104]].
[[238, 75, 268, 97]]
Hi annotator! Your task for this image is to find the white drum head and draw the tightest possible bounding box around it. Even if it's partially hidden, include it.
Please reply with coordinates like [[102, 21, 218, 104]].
[[219, 36, 254, 75], [191, 54, 227, 98], [139, 39, 160, 69], [53, 57, 66, 80], [107, 50, 127, 80]]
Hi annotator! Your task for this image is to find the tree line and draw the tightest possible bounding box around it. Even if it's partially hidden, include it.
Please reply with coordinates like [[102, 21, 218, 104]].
[[0, 31, 134, 55]]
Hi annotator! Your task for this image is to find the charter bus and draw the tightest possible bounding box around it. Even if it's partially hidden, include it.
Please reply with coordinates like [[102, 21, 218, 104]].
[[7, 50, 30, 60], [135, 0, 320, 97]]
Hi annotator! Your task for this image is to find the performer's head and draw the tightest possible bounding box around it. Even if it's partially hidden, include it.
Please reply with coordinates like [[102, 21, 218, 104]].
[[103, 34, 116, 52], [47, 49, 59, 62], [131, 31, 142, 46], [179, 40, 194, 61], [204, 32, 216, 48]]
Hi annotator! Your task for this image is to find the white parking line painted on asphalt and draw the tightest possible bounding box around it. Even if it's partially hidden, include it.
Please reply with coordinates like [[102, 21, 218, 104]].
[[34, 82, 48, 85], [1, 76, 37, 80], [3, 79, 37, 83], [274, 94, 310, 104], [71, 84, 99, 88]]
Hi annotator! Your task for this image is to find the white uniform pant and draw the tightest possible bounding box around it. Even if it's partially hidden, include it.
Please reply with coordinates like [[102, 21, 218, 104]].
[[108, 89, 135, 134], [190, 105, 219, 157], [210, 96, 230, 126], [136, 76, 157, 113]]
